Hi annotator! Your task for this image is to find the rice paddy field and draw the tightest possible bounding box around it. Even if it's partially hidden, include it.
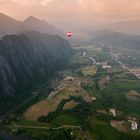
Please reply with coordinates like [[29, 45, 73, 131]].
[[81, 66, 97, 76]]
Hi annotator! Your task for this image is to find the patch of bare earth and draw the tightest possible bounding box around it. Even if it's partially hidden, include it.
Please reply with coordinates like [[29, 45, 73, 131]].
[[81, 77, 92, 85], [126, 90, 140, 101], [131, 68, 140, 76], [96, 110, 107, 115], [24, 96, 62, 121], [99, 76, 110, 91], [127, 90, 140, 97], [63, 100, 78, 110], [111, 120, 128, 132]]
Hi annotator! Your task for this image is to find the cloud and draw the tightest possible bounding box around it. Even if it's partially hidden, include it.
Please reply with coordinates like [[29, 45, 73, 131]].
[[41, 0, 53, 5], [0, 0, 140, 24]]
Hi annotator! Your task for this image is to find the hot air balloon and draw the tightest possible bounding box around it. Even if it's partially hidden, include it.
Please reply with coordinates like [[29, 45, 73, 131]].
[[67, 32, 72, 38]]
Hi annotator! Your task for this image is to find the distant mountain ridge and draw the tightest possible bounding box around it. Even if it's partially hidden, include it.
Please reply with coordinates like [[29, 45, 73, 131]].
[[0, 13, 63, 38], [88, 29, 140, 49], [21, 16, 62, 35], [0, 13, 20, 35], [104, 19, 140, 35]]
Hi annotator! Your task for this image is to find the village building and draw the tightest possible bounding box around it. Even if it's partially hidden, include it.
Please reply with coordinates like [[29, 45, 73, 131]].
[[128, 117, 138, 130], [102, 64, 112, 69], [109, 108, 116, 117]]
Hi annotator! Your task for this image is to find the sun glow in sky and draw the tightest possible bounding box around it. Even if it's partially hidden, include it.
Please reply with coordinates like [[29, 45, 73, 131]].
[[1, 0, 140, 28]]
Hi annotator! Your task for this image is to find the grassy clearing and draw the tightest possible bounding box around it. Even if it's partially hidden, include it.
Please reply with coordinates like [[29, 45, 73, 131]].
[[69, 52, 90, 66], [20, 129, 50, 138], [114, 80, 140, 92], [17, 128, 72, 140], [80, 46, 102, 56], [102, 79, 140, 94], [69, 46, 102, 67], [81, 66, 97, 76], [16, 120, 51, 127], [87, 117, 120, 140], [50, 114, 81, 126], [72, 129, 85, 140]]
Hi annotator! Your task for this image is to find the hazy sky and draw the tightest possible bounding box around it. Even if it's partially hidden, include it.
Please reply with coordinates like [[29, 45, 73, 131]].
[[1, 0, 140, 29]]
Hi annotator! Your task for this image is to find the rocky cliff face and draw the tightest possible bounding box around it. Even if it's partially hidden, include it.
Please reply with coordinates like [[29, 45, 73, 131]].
[[0, 32, 73, 97]]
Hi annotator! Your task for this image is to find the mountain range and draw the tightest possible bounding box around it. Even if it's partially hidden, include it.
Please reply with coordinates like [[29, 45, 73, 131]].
[[86, 29, 140, 49], [0, 13, 63, 38], [102, 19, 140, 35]]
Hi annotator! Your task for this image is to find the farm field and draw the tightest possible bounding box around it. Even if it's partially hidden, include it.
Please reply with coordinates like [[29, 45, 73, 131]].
[[81, 66, 97, 76]]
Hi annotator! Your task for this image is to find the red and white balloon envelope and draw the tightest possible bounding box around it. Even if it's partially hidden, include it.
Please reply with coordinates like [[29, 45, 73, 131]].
[[67, 32, 72, 38]]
